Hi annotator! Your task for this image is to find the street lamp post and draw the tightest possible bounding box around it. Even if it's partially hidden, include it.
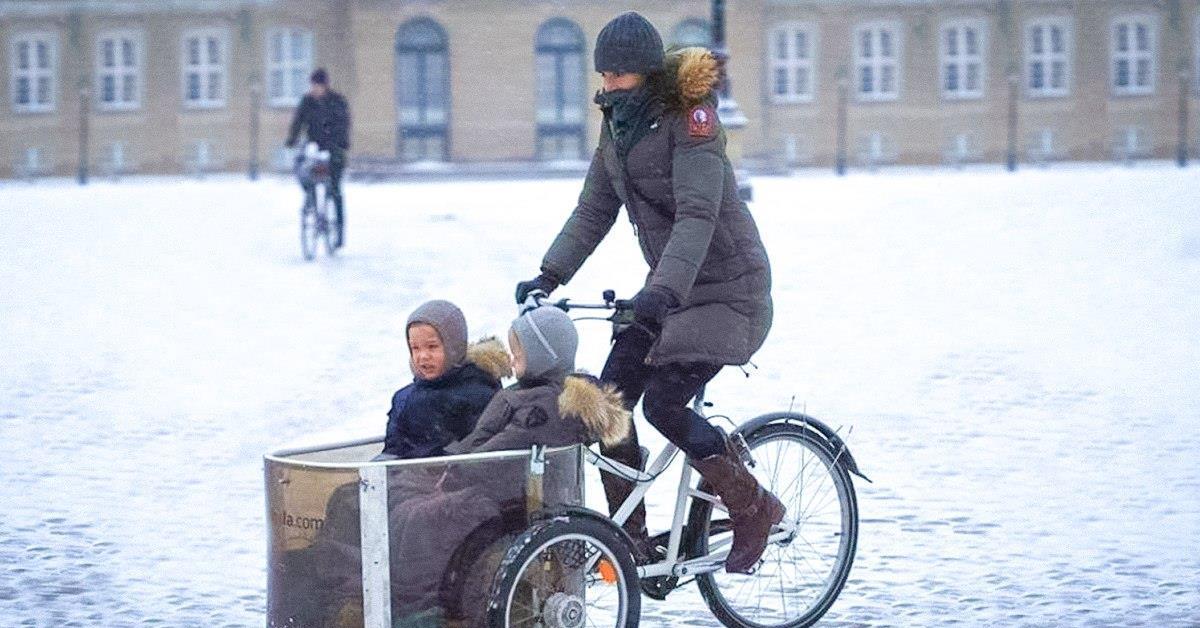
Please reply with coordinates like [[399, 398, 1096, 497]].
[[1006, 70, 1019, 172], [836, 72, 849, 176], [1178, 68, 1190, 168], [711, 0, 752, 200], [78, 85, 90, 185], [249, 81, 262, 180]]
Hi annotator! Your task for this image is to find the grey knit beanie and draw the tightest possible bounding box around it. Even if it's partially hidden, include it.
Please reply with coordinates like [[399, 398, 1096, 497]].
[[511, 306, 578, 382], [594, 11, 664, 74], [406, 300, 468, 369]]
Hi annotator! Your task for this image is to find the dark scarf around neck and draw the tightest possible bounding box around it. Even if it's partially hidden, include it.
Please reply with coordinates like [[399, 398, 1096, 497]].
[[595, 85, 663, 159]]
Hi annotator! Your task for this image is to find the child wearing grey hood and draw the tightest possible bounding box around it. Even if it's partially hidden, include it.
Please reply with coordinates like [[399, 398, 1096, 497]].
[[377, 300, 510, 460]]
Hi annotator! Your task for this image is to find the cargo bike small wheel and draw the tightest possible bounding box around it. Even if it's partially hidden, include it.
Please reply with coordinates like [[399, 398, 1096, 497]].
[[487, 515, 640, 628]]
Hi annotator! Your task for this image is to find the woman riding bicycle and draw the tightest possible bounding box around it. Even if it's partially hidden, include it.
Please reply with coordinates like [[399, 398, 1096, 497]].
[[515, 11, 781, 575]]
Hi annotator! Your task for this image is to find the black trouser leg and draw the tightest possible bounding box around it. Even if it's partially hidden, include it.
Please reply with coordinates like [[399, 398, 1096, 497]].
[[598, 326, 654, 541], [329, 152, 345, 247], [642, 363, 726, 459]]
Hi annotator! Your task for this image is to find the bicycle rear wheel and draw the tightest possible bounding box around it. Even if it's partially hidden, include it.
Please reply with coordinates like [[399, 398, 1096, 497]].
[[299, 190, 318, 261], [687, 423, 858, 628]]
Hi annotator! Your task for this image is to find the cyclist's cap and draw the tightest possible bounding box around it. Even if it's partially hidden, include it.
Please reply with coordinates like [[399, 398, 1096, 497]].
[[310, 68, 328, 85], [511, 306, 577, 383], [407, 300, 468, 369]]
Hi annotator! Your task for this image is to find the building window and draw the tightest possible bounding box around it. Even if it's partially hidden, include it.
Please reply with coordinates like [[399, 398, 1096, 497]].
[[1025, 18, 1071, 97], [181, 28, 228, 108], [1111, 16, 1156, 96], [96, 31, 141, 111], [854, 23, 900, 102], [10, 33, 57, 113], [395, 18, 449, 162], [266, 28, 313, 107], [672, 18, 712, 48], [535, 19, 586, 161], [769, 23, 815, 103], [941, 20, 985, 100]]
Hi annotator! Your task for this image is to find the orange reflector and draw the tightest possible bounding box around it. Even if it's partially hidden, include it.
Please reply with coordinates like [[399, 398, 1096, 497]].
[[597, 559, 618, 584]]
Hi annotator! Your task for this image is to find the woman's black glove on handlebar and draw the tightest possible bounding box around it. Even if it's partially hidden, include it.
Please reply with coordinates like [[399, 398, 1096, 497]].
[[632, 286, 678, 327], [514, 273, 560, 304]]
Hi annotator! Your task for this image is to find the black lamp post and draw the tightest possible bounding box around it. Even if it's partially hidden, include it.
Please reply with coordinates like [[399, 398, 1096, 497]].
[[78, 84, 90, 185], [711, 0, 752, 200]]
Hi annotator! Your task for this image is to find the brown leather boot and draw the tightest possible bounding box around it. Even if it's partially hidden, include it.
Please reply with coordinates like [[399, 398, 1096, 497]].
[[691, 444, 786, 574]]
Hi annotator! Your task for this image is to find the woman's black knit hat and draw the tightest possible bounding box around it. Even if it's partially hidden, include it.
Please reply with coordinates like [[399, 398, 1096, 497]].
[[594, 11, 664, 74]]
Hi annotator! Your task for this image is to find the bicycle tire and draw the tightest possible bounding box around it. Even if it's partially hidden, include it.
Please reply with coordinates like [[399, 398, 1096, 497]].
[[687, 423, 859, 628], [320, 185, 338, 256], [487, 515, 640, 628], [299, 190, 318, 261]]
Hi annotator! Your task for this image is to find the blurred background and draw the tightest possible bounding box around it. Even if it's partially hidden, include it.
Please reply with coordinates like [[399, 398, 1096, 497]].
[[1, 0, 1198, 181]]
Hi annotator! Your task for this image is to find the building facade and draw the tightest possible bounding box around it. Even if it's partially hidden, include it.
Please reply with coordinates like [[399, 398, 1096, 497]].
[[1, 0, 1197, 179]]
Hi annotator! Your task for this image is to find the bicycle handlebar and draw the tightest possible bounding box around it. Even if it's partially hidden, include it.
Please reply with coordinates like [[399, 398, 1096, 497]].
[[524, 289, 632, 314]]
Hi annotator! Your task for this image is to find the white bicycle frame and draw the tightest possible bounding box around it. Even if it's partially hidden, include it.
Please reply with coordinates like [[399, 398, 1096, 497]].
[[584, 390, 796, 580]]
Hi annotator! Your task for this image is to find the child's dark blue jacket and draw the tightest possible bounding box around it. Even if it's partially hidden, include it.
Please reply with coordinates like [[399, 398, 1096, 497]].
[[381, 338, 510, 459]]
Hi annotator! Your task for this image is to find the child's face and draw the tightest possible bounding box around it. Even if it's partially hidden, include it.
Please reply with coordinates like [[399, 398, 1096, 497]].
[[408, 323, 447, 380], [508, 329, 527, 379]]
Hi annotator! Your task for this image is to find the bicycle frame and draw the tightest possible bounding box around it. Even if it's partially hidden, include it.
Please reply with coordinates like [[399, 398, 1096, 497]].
[[532, 291, 798, 579], [583, 390, 796, 580]]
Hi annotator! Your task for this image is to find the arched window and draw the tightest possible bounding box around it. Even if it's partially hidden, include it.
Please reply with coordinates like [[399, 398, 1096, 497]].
[[535, 18, 585, 160], [672, 18, 712, 48], [395, 18, 449, 161]]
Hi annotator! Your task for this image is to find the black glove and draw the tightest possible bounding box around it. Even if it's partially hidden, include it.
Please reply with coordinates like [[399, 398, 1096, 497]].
[[514, 273, 559, 304], [631, 286, 678, 327]]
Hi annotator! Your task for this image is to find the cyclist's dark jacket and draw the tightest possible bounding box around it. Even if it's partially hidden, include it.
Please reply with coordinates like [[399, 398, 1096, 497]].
[[540, 48, 772, 367], [286, 90, 351, 152], [381, 339, 508, 459]]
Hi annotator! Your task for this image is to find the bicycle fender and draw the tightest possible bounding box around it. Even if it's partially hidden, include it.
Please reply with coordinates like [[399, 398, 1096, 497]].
[[529, 506, 641, 557], [735, 412, 872, 483]]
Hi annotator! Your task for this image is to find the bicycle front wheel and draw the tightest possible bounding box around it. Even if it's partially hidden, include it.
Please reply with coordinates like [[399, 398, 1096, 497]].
[[487, 516, 640, 628], [299, 191, 318, 261], [687, 423, 859, 628], [320, 186, 338, 256]]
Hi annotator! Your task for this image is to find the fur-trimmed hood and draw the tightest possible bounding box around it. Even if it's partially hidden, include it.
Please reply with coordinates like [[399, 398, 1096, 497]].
[[558, 374, 631, 447], [652, 46, 720, 112], [465, 336, 513, 381]]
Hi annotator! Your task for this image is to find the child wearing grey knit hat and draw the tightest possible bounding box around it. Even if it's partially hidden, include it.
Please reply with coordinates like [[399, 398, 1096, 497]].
[[508, 305, 578, 383]]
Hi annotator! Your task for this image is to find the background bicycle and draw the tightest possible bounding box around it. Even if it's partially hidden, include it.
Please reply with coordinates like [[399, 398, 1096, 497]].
[[295, 142, 341, 261]]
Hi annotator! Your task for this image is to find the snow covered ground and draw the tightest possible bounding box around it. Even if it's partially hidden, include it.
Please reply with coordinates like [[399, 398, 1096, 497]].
[[1, 164, 1198, 626]]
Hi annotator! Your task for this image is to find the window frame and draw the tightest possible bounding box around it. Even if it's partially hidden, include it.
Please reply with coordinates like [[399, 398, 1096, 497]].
[[939, 18, 987, 101], [1110, 14, 1157, 97], [265, 26, 314, 108], [180, 27, 230, 110], [95, 29, 143, 112], [1024, 16, 1072, 98], [9, 31, 58, 114], [853, 21, 902, 103], [534, 18, 586, 161], [768, 21, 817, 104]]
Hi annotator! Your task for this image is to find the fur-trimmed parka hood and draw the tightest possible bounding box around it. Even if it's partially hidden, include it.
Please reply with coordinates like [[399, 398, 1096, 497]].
[[558, 374, 631, 447], [651, 46, 720, 112], [465, 336, 513, 381]]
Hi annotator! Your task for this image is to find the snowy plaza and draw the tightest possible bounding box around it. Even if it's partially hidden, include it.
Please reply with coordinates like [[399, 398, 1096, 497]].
[[1, 164, 1199, 626]]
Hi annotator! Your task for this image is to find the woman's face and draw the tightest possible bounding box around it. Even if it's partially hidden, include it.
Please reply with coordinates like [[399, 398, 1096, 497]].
[[408, 323, 447, 380], [601, 71, 644, 93], [508, 329, 527, 379]]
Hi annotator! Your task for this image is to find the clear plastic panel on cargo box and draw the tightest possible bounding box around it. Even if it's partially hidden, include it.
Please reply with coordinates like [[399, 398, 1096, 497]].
[[265, 440, 583, 628]]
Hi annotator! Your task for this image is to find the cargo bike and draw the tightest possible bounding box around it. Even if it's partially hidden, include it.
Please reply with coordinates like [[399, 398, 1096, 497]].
[[265, 293, 868, 627]]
